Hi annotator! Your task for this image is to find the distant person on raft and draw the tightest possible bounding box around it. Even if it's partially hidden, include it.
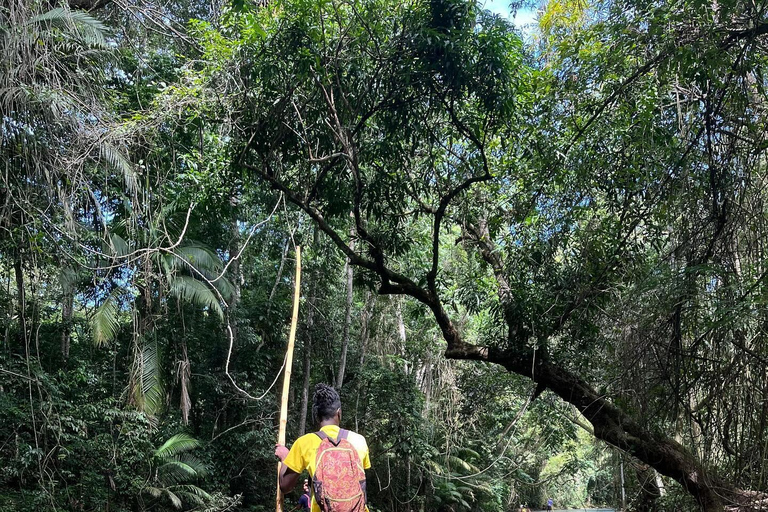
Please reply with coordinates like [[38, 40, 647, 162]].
[[275, 383, 371, 512]]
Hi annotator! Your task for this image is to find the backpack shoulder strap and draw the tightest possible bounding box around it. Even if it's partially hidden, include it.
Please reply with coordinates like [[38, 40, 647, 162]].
[[338, 429, 349, 440], [315, 430, 342, 446]]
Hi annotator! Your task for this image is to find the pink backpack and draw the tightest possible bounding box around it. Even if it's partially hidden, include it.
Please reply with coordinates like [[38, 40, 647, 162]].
[[312, 429, 367, 512]]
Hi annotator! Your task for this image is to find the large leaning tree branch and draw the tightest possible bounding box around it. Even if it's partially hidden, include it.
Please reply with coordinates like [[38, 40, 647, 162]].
[[242, 139, 763, 510], [234, 11, 768, 506], [459, 223, 746, 511], [241, 121, 750, 508]]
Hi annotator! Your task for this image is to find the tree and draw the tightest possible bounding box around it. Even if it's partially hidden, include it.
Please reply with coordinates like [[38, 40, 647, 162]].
[[180, 0, 768, 508], [4, 0, 768, 509], [0, 2, 115, 355]]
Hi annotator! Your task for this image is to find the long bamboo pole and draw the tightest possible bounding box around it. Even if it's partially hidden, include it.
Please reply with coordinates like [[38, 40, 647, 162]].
[[277, 246, 302, 512]]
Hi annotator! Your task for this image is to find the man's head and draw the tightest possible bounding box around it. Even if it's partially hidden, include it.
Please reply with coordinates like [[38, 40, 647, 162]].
[[312, 383, 341, 425]]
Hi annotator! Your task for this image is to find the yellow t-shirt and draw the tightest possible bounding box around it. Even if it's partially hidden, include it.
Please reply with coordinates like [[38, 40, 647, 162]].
[[283, 425, 371, 512]]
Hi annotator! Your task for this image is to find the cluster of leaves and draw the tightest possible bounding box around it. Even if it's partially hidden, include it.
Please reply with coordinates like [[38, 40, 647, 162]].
[[5, 0, 768, 509]]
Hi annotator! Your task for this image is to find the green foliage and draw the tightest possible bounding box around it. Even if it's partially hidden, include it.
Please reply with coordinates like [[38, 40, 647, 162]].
[[4, 0, 768, 509], [28, 7, 109, 48], [169, 275, 225, 320], [92, 292, 121, 346], [145, 434, 213, 509]]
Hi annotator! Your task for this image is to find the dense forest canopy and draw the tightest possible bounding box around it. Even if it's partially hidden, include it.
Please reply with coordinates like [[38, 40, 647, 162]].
[[1, 0, 768, 510]]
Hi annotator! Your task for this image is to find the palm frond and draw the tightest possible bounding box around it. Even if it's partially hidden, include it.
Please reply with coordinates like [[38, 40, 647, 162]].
[[107, 232, 131, 258], [99, 143, 139, 195], [169, 275, 224, 319], [174, 485, 212, 505], [145, 485, 163, 498], [0, 86, 31, 114], [208, 272, 234, 302], [1, 84, 77, 121], [158, 460, 200, 486], [176, 263, 235, 302], [162, 243, 232, 303], [169, 245, 224, 273], [154, 434, 200, 459], [38, 87, 78, 119], [446, 454, 478, 473], [91, 294, 119, 346], [463, 480, 494, 495], [147, 434, 212, 509], [168, 453, 208, 476], [28, 7, 108, 48], [140, 342, 164, 416], [192, 266, 234, 302], [59, 266, 87, 291], [165, 489, 183, 509], [424, 459, 445, 475], [452, 447, 480, 461]]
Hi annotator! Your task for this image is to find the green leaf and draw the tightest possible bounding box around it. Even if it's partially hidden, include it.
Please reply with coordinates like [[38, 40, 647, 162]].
[[91, 294, 119, 346], [28, 7, 108, 48], [99, 143, 138, 195], [155, 434, 201, 459], [169, 275, 224, 319]]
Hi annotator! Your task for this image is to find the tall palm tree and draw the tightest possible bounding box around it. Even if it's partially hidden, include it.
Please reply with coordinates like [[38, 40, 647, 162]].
[[90, 229, 235, 418], [0, 1, 123, 220], [1, 1, 132, 355]]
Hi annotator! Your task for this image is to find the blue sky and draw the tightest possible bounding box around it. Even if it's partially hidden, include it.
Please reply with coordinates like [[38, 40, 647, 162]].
[[481, 0, 539, 29]]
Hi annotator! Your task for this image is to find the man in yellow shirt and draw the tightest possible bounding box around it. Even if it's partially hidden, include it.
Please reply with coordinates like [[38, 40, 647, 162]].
[[275, 383, 371, 512]]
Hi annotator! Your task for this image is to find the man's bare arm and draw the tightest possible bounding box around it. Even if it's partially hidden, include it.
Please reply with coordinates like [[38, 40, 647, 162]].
[[275, 444, 300, 493]]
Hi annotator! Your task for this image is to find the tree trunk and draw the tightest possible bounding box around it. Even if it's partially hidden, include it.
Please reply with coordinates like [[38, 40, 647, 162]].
[[13, 254, 27, 352], [299, 276, 316, 435], [445, 337, 732, 511], [179, 340, 191, 425], [405, 453, 412, 512], [358, 292, 374, 368], [395, 299, 408, 374], [635, 464, 662, 512], [252, 145, 766, 512], [336, 221, 355, 390], [447, 221, 740, 510], [61, 289, 73, 361]]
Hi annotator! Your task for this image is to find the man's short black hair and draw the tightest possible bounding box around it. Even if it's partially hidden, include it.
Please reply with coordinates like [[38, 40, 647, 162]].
[[312, 383, 341, 423]]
